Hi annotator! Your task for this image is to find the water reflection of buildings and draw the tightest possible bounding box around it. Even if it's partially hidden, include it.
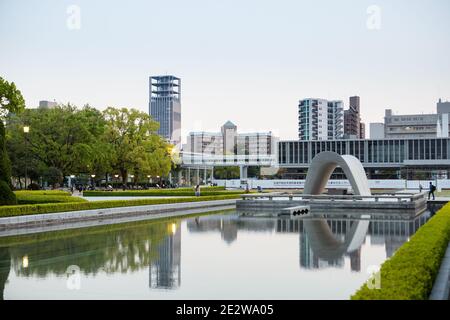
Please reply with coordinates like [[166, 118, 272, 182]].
[[187, 213, 430, 272], [149, 225, 181, 290], [188, 216, 275, 244]]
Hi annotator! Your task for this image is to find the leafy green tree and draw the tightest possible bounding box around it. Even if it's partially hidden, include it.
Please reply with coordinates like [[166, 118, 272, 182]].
[[0, 76, 24, 202], [103, 107, 172, 184], [6, 104, 111, 183], [0, 77, 25, 118]]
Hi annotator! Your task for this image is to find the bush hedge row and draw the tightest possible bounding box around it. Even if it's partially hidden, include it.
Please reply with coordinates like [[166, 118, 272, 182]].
[[16, 194, 87, 205], [14, 190, 71, 196], [0, 194, 240, 218], [83, 189, 243, 197], [351, 202, 450, 300]]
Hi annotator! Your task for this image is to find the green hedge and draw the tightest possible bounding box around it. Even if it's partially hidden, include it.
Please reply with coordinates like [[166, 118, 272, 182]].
[[14, 190, 71, 196], [351, 202, 450, 300], [0, 194, 240, 218], [83, 189, 243, 197], [15, 194, 87, 205]]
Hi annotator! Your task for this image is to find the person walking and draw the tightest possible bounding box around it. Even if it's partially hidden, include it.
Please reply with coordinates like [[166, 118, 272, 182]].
[[195, 184, 201, 197], [419, 183, 423, 193], [428, 182, 436, 200]]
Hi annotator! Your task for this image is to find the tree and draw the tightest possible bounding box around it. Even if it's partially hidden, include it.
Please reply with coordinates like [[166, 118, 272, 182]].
[[0, 76, 24, 203], [0, 77, 25, 118], [6, 104, 110, 186], [103, 107, 172, 184]]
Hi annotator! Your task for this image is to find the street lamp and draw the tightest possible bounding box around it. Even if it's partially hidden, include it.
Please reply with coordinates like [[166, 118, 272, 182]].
[[23, 126, 30, 189], [147, 175, 151, 188], [70, 175, 75, 189], [114, 174, 119, 189], [91, 174, 96, 188]]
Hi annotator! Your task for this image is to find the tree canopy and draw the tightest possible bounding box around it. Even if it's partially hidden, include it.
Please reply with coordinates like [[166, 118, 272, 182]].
[[0, 77, 25, 118], [6, 105, 173, 187]]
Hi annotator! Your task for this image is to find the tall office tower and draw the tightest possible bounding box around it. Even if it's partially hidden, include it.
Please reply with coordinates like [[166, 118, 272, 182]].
[[344, 96, 361, 139], [298, 98, 344, 140], [149, 75, 181, 145]]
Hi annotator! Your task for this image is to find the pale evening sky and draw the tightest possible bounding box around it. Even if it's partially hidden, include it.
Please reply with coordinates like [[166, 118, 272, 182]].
[[1, 0, 450, 141]]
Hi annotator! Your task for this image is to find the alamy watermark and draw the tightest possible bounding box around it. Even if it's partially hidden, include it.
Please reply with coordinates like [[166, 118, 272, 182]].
[[366, 265, 381, 289], [366, 5, 382, 30], [66, 265, 81, 290], [66, 5, 81, 30]]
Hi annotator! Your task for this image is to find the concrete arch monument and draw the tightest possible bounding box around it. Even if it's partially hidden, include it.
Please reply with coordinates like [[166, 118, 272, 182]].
[[302, 152, 371, 259], [303, 152, 371, 196]]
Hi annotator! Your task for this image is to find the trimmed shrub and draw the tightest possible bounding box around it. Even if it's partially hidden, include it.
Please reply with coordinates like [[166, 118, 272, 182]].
[[0, 194, 240, 217], [83, 190, 243, 197], [14, 190, 71, 197], [15, 194, 87, 205], [351, 202, 450, 300], [0, 180, 17, 205]]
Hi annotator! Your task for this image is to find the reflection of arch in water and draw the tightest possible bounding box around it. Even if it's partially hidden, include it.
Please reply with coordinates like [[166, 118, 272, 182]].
[[303, 218, 369, 261], [304, 152, 371, 196], [302, 152, 371, 261]]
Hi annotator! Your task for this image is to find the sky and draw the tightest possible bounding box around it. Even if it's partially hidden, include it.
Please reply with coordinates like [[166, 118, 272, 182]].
[[1, 0, 450, 141]]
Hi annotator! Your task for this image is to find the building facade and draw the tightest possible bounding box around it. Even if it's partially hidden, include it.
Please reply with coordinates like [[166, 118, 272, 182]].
[[298, 99, 344, 141], [384, 109, 449, 139], [183, 121, 278, 167], [370, 123, 385, 139], [437, 98, 450, 114], [278, 138, 450, 179], [149, 75, 181, 145], [344, 96, 365, 139], [359, 122, 365, 139], [39, 100, 57, 109]]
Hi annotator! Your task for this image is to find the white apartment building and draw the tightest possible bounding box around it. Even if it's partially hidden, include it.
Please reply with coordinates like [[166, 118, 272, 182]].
[[298, 98, 344, 140]]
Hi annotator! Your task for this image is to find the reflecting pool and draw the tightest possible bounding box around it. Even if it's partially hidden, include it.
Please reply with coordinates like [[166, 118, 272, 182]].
[[0, 211, 430, 300]]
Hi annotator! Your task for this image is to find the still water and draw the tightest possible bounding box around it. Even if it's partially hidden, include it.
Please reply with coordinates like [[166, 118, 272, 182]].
[[0, 211, 430, 300]]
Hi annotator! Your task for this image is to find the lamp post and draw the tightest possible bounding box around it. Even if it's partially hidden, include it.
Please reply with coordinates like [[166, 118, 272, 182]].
[[130, 174, 134, 188], [91, 174, 96, 188], [114, 174, 119, 189], [147, 175, 151, 188], [23, 126, 30, 189], [70, 175, 75, 190]]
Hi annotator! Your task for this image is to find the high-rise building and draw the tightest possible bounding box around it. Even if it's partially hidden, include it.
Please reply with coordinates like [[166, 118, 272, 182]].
[[149, 75, 181, 145], [343, 96, 365, 139], [298, 98, 344, 140], [344, 96, 361, 138]]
